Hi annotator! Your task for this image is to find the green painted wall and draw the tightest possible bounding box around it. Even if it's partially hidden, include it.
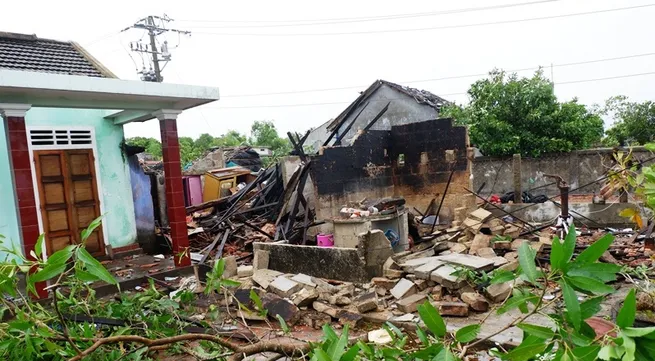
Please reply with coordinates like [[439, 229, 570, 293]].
[[0, 119, 21, 260], [0, 108, 137, 258]]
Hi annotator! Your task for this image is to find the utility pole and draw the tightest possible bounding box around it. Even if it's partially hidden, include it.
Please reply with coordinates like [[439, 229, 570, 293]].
[[123, 14, 190, 82]]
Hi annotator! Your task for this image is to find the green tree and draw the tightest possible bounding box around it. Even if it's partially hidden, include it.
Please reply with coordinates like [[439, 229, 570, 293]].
[[442, 69, 604, 157], [217, 130, 247, 147], [602, 96, 655, 146], [179, 136, 201, 165], [194, 133, 219, 153], [125, 137, 162, 159]]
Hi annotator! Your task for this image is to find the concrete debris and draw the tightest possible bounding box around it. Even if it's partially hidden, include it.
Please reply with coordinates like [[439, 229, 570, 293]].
[[338, 311, 363, 329], [302, 311, 332, 329], [475, 247, 496, 259], [461, 292, 490, 312], [237, 265, 254, 278], [253, 250, 270, 270], [396, 294, 427, 313], [371, 277, 397, 290], [437, 253, 495, 272], [223, 256, 238, 278], [437, 302, 469, 317], [291, 287, 319, 307], [485, 282, 513, 303], [469, 234, 491, 254], [353, 291, 378, 313], [312, 301, 340, 318], [261, 292, 301, 325], [252, 269, 283, 289], [368, 329, 393, 345], [269, 276, 303, 298], [430, 265, 466, 289], [414, 261, 444, 279], [390, 278, 418, 299], [290, 273, 317, 288]]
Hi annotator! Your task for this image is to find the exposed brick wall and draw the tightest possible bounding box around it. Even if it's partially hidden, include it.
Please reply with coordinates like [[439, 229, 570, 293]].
[[310, 118, 474, 223]]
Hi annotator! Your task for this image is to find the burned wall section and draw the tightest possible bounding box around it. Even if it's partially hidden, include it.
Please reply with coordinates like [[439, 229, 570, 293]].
[[310, 118, 473, 225], [389, 119, 472, 218], [311, 130, 394, 219]]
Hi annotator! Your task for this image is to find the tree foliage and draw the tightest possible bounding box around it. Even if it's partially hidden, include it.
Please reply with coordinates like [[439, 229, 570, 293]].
[[442, 70, 604, 157], [125, 121, 291, 167], [602, 96, 655, 146]]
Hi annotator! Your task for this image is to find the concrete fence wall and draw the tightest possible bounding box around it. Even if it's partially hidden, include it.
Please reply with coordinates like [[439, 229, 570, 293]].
[[472, 147, 654, 197]]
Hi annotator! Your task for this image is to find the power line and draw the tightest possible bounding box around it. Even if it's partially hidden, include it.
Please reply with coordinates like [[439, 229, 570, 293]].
[[191, 4, 655, 36], [177, 0, 559, 28], [219, 51, 655, 98], [203, 71, 655, 109]]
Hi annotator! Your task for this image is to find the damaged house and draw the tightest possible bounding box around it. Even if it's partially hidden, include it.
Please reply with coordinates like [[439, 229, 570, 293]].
[[298, 80, 475, 233]]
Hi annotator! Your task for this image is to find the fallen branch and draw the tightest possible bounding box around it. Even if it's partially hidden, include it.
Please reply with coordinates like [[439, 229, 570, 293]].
[[67, 333, 311, 361]]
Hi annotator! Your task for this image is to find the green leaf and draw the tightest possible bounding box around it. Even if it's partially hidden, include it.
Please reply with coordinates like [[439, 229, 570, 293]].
[[501, 342, 548, 361], [580, 296, 604, 320], [75, 268, 99, 283], [455, 324, 480, 343], [622, 326, 655, 337], [645, 143, 655, 152], [416, 327, 429, 345], [433, 348, 457, 361], [551, 235, 565, 271], [410, 344, 443, 360], [571, 345, 600, 361], [417, 301, 446, 337], [562, 223, 577, 266], [341, 344, 360, 361], [561, 280, 581, 330], [497, 293, 539, 315], [326, 324, 349, 361], [322, 324, 339, 343], [490, 269, 516, 284], [313, 348, 331, 361], [356, 340, 372, 357], [221, 279, 241, 288], [31, 263, 66, 283], [76, 247, 118, 287], [567, 263, 621, 282], [276, 314, 290, 334], [635, 337, 655, 361], [598, 345, 621, 360], [81, 215, 103, 243], [213, 258, 226, 279], [573, 233, 614, 265], [34, 234, 44, 258], [47, 245, 75, 266], [516, 323, 555, 339], [623, 335, 636, 361], [617, 289, 636, 328], [566, 275, 615, 295], [518, 242, 539, 284]]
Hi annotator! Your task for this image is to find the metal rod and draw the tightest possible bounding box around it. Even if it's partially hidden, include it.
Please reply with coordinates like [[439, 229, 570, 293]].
[[431, 169, 455, 234]]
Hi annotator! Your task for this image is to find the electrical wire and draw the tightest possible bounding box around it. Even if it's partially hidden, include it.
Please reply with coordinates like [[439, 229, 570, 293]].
[[191, 4, 655, 36], [177, 0, 560, 28], [219, 51, 655, 98], [202, 70, 655, 109]]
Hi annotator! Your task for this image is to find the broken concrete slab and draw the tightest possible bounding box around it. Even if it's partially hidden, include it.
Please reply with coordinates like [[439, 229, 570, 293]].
[[396, 293, 427, 313], [353, 291, 378, 313], [475, 247, 496, 259], [338, 311, 363, 329], [499, 260, 519, 272], [358, 230, 395, 277], [223, 256, 238, 278], [493, 241, 512, 250], [504, 225, 521, 238], [437, 254, 494, 271], [449, 243, 468, 254], [486, 282, 513, 303], [469, 234, 491, 255], [491, 256, 509, 267], [511, 239, 529, 250], [430, 265, 466, 289], [312, 301, 340, 318], [414, 279, 429, 291], [396, 249, 436, 264], [252, 269, 283, 289], [413, 260, 445, 279], [269, 276, 303, 298], [437, 302, 469, 317], [253, 250, 270, 270], [291, 287, 319, 307], [390, 278, 417, 299], [490, 225, 506, 235], [383, 257, 404, 279], [437, 253, 495, 272], [291, 273, 316, 288], [469, 208, 492, 222], [261, 292, 301, 325], [461, 292, 490, 312], [400, 257, 442, 272], [371, 277, 397, 290], [302, 311, 332, 329], [237, 265, 254, 278]]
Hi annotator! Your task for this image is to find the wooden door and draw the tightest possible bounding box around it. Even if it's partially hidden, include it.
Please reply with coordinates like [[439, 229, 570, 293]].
[[34, 149, 104, 256]]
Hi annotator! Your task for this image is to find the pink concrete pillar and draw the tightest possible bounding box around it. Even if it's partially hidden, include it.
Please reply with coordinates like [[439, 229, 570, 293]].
[[154, 110, 190, 267]]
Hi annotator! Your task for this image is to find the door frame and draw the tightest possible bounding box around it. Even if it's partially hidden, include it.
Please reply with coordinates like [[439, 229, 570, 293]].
[[27, 126, 110, 259]]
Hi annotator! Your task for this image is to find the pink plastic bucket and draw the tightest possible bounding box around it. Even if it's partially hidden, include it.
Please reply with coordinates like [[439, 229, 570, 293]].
[[317, 233, 334, 247]]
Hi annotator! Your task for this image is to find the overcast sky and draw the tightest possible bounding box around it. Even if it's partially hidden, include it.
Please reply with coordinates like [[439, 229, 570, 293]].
[[5, 0, 654, 140]]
